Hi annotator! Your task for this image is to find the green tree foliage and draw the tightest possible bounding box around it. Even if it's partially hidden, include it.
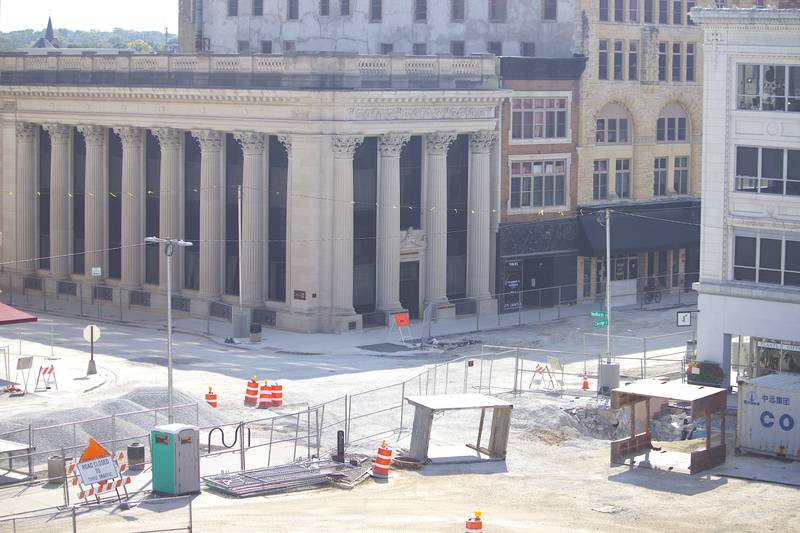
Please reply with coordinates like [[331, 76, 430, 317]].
[[0, 27, 177, 52]]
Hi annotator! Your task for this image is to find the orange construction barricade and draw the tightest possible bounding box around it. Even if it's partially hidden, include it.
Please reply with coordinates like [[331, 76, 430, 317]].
[[465, 511, 483, 531], [258, 380, 272, 409], [271, 382, 283, 407], [244, 376, 259, 406], [371, 441, 392, 479], [205, 387, 218, 408]]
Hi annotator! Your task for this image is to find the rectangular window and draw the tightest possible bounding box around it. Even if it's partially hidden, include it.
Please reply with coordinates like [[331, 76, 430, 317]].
[[521, 42, 536, 57], [380, 43, 394, 55], [260, 40, 272, 54], [715, 0, 726, 6], [544, 0, 558, 20], [370, 0, 382, 22], [320, 0, 330, 16], [228, 0, 239, 16], [673, 0, 682, 24], [600, 0, 609, 21], [674, 156, 689, 194], [628, 41, 638, 81], [340, 0, 351, 15], [253, 0, 263, 16], [658, 42, 667, 81], [511, 97, 569, 141], [450, 40, 465, 56], [510, 160, 567, 209], [645, 0, 654, 23], [599, 40, 609, 80], [615, 159, 631, 198], [615, 0, 625, 21], [613, 40, 624, 80], [451, 0, 465, 21], [657, 117, 665, 141], [414, 0, 427, 21], [733, 236, 757, 281], [736, 63, 800, 112], [653, 157, 668, 196], [597, 118, 630, 144], [659, 0, 668, 24], [413, 43, 427, 55], [288, 0, 299, 19], [672, 42, 682, 81], [488, 41, 503, 56], [629, 0, 639, 21], [686, 43, 695, 81], [489, 0, 507, 21], [238, 40, 250, 53], [283, 40, 296, 52], [687, 0, 695, 24], [734, 147, 798, 196], [734, 235, 800, 286], [593, 160, 609, 200]]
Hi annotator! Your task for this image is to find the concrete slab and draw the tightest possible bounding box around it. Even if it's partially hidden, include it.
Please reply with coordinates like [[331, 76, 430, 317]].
[[712, 454, 800, 487]]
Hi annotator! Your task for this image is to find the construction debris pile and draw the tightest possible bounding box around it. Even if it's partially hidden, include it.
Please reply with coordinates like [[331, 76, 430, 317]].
[[203, 455, 370, 498]]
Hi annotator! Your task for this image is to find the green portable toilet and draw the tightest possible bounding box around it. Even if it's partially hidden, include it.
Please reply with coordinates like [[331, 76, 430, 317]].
[[151, 424, 201, 495]]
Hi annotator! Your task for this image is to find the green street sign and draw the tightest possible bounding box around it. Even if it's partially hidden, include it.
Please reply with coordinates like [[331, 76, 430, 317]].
[[590, 311, 608, 318], [592, 319, 609, 328]]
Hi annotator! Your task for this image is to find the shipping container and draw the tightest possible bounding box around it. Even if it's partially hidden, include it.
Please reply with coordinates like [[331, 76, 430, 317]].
[[737, 373, 800, 461]]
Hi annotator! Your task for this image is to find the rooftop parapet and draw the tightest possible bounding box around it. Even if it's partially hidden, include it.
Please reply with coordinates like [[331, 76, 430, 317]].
[[0, 53, 500, 91]]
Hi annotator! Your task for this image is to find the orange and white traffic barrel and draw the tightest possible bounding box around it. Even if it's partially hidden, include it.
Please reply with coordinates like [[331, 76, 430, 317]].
[[258, 380, 272, 409], [371, 441, 392, 479], [244, 376, 259, 406], [205, 386, 218, 408], [271, 382, 283, 407], [465, 511, 483, 531]]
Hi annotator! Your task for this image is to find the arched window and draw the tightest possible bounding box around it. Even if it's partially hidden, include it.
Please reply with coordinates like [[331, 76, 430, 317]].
[[656, 103, 690, 142], [595, 103, 632, 144]]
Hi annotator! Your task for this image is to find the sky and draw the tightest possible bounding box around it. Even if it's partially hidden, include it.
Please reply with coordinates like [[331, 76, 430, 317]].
[[0, 0, 179, 32]]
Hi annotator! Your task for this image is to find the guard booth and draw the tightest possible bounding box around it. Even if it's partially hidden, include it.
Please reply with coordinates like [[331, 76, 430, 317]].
[[151, 424, 201, 496]]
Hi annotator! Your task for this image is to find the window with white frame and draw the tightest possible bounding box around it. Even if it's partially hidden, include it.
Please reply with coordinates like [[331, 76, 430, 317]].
[[489, 0, 507, 21], [543, 0, 558, 20], [656, 103, 689, 142], [340, 0, 351, 15], [653, 157, 668, 196], [629, 0, 638, 21], [737, 64, 800, 112], [320, 0, 330, 16], [509, 159, 567, 209], [510, 96, 569, 142], [451, 0, 466, 21], [228, 0, 239, 16], [414, 0, 427, 22], [593, 160, 609, 200], [287, 0, 299, 19], [735, 146, 800, 196], [596, 103, 631, 144], [674, 156, 689, 194], [370, 0, 382, 22], [615, 159, 631, 198], [734, 235, 800, 286], [254, 0, 264, 16]]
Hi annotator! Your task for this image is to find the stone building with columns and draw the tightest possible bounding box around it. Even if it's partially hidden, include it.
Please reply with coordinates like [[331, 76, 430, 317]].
[[0, 54, 505, 332]]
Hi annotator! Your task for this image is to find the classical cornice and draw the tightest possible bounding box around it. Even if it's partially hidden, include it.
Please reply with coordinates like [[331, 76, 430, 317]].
[[691, 7, 800, 29]]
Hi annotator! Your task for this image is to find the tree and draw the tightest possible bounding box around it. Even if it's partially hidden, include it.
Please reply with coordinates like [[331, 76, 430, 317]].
[[121, 39, 155, 53]]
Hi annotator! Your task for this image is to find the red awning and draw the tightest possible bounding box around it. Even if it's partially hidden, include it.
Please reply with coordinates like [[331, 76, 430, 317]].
[[0, 303, 37, 325]]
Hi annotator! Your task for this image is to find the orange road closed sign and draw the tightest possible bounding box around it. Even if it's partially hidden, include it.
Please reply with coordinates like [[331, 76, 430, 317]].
[[393, 313, 410, 328], [76, 438, 118, 485]]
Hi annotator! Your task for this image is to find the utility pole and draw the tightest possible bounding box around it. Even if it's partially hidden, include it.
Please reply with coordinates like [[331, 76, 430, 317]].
[[145, 237, 193, 424], [606, 208, 612, 364]]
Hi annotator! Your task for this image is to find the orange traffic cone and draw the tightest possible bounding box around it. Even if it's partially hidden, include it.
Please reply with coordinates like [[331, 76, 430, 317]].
[[582, 372, 590, 391], [244, 376, 259, 406], [466, 511, 483, 531], [205, 386, 218, 408]]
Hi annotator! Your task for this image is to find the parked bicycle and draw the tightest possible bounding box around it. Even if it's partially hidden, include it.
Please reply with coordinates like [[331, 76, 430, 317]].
[[644, 278, 663, 305]]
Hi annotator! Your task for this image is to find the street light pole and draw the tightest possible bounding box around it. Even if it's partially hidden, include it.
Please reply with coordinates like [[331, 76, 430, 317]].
[[606, 208, 612, 364], [145, 236, 193, 424]]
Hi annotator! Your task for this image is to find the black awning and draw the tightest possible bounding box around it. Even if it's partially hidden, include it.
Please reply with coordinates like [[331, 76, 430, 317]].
[[578, 202, 701, 256]]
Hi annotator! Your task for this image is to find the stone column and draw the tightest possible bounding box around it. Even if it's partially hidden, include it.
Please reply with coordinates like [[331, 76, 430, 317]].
[[153, 128, 183, 291], [424, 133, 457, 308], [331, 135, 363, 314], [193, 130, 224, 300], [376, 133, 409, 314], [467, 131, 498, 302], [115, 127, 145, 289], [15, 123, 37, 273], [78, 126, 107, 281], [234, 132, 267, 307], [43, 124, 72, 278]]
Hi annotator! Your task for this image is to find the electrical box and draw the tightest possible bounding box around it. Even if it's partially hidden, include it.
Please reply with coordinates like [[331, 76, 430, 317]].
[[151, 424, 201, 496]]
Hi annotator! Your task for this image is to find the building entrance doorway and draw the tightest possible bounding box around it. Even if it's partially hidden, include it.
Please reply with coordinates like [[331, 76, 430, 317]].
[[400, 261, 420, 320], [523, 257, 554, 308]]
